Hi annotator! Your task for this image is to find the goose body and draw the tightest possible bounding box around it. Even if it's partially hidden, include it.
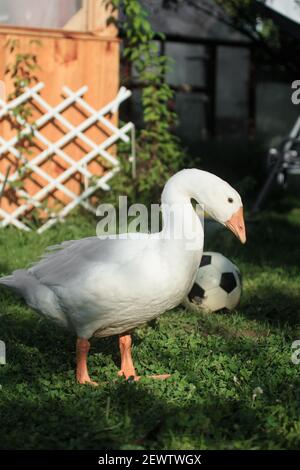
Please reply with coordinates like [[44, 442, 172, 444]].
[[0, 169, 246, 384], [8, 235, 202, 339]]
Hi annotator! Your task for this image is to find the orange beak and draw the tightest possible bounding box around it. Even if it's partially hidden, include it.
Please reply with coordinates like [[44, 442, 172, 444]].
[[225, 206, 246, 244]]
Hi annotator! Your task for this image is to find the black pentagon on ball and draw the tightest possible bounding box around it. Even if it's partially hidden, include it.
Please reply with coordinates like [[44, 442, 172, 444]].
[[199, 254, 212, 267], [220, 272, 237, 293], [188, 283, 205, 303]]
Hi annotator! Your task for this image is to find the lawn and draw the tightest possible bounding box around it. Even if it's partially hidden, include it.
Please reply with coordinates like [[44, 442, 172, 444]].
[[0, 205, 300, 450]]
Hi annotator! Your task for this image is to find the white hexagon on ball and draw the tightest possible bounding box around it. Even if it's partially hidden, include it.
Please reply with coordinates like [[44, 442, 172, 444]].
[[202, 286, 228, 311], [226, 286, 242, 310], [196, 264, 221, 291]]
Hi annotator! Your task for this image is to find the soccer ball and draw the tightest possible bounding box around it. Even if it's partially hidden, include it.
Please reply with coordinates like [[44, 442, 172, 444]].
[[183, 252, 242, 312]]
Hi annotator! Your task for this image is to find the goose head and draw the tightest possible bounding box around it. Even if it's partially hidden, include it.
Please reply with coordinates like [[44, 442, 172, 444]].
[[163, 169, 246, 244], [198, 173, 246, 244]]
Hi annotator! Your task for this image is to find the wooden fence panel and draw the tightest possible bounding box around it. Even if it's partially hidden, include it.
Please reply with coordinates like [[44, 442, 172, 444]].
[[0, 26, 122, 230]]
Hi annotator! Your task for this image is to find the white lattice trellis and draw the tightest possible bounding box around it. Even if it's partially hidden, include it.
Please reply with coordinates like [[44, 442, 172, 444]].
[[0, 84, 135, 233]]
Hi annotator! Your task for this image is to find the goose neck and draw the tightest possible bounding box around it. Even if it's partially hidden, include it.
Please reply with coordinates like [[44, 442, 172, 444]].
[[160, 183, 203, 243]]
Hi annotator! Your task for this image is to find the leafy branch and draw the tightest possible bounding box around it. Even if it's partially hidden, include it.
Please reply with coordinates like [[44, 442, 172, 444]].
[[4, 39, 41, 192], [104, 0, 184, 204]]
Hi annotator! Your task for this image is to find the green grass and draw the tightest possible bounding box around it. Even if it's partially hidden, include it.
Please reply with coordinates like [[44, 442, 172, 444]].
[[0, 207, 300, 450]]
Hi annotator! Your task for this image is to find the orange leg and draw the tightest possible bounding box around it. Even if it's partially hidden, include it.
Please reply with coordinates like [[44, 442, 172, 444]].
[[117, 334, 170, 381], [76, 338, 98, 386], [118, 334, 138, 380]]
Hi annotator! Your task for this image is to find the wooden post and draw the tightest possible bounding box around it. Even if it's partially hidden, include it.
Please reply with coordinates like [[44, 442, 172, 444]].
[[63, 0, 118, 36], [248, 45, 256, 138], [87, 0, 118, 36], [206, 44, 217, 138]]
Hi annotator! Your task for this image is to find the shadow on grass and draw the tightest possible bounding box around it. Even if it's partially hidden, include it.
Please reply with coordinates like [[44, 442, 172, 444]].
[[208, 211, 300, 271], [0, 298, 147, 390], [0, 374, 300, 450], [1, 298, 300, 450], [241, 286, 300, 333]]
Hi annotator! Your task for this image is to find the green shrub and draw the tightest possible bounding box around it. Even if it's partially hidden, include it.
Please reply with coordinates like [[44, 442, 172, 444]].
[[104, 0, 184, 205]]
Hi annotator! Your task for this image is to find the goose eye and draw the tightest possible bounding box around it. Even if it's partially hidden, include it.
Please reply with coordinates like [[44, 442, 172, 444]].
[[228, 197, 233, 203]]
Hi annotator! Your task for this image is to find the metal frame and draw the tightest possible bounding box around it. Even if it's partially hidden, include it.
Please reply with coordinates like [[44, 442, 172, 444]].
[[252, 114, 300, 213]]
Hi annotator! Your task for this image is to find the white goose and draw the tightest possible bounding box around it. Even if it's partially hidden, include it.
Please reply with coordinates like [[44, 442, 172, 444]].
[[0, 169, 246, 384]]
